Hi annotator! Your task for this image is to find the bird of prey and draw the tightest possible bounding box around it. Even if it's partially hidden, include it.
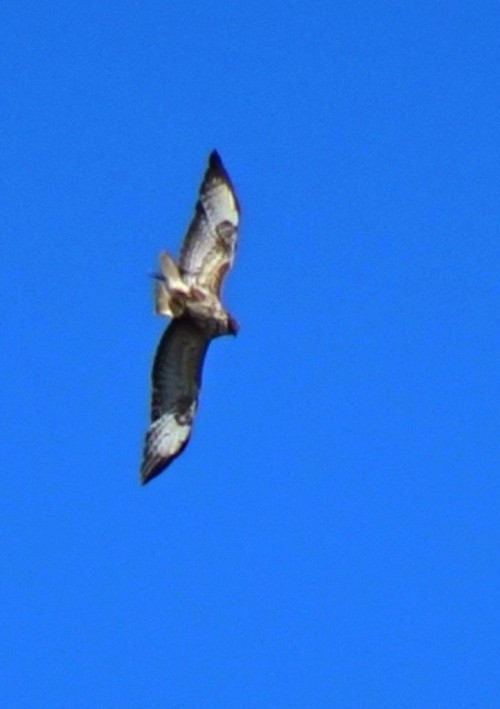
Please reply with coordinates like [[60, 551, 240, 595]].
[[140, 151, 240, 484]]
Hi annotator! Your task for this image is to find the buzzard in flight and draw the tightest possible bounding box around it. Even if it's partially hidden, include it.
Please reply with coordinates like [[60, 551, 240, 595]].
[[140, 151, 240, 484]]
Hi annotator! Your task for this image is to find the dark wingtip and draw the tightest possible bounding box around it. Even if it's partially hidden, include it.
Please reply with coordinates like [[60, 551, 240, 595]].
[[208, 150, 230, 179], [140, 461, 167, 486], [140, 452, 170, 486], [206, 150, 240, 213], [140, 462, 163, 486], [209, 149, 222, 168], [140, 437, 191, 486]]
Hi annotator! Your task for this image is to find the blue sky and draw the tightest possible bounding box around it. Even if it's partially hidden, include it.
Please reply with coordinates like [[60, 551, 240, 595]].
[[1, 1, 498, 706]]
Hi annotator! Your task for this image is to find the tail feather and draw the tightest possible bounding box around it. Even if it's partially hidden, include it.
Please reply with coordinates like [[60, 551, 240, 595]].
[[154, 252, 190, 317], [160, 252, 189, 293]]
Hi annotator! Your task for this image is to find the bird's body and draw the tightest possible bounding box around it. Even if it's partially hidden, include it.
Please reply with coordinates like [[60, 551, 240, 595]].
[[154, 252, 236, 337], [140, 151, 240, 484]]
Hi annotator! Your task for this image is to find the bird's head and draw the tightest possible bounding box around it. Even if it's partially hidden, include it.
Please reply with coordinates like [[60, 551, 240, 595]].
[[227, 313, 240, 336]]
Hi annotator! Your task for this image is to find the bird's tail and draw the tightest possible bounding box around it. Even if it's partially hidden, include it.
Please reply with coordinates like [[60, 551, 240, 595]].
[[159, 252, 189, 293], [154, 252, 189, 317]]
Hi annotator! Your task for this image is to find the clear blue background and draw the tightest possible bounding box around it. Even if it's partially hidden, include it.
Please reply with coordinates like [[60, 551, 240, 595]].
[[1, 2, 498, 707]]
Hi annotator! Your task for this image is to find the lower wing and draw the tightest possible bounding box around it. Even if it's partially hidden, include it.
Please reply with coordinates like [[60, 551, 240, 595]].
[[141, 316, 210, 484]]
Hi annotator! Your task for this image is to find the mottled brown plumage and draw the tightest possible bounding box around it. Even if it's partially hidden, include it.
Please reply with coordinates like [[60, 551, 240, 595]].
[[141, 151, 240, 484]]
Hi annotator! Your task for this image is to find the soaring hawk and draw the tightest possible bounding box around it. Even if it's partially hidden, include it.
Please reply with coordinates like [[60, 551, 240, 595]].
[[140, 151, 240, 484]]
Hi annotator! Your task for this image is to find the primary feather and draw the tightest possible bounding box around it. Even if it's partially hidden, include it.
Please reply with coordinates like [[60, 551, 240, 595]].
[[141, 317, 209, 484], [141, 151, 240, 484], [179, 150, 240, 296]]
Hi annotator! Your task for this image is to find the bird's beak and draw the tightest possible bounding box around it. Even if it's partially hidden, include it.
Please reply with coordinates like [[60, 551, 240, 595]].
[[228, 315, 240, 335]]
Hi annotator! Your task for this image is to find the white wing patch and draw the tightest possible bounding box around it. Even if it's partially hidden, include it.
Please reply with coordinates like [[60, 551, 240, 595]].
[[141, 402, 197, 483], [200, 180, 239, 235], [141, 152, 240, 485], [179, 151, 240, 295]]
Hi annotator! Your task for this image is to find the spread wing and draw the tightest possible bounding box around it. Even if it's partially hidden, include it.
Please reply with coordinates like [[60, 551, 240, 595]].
[[179, 150, 240, 296], [141, 316, 210, 484]]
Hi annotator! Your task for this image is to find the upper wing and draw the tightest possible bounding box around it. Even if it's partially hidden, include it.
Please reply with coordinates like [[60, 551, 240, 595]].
[[179, 150, 240, 296], [141, 316, 210, 484]]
